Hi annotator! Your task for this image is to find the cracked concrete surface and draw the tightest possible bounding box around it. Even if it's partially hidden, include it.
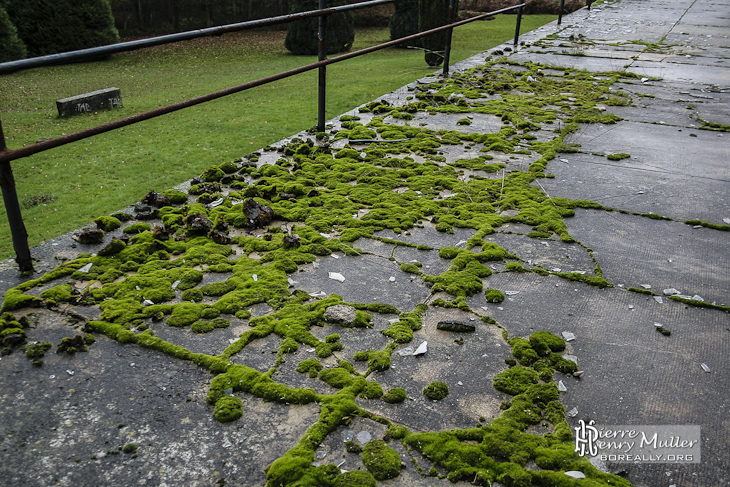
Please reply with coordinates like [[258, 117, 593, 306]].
[[1, 0, 728, 486]]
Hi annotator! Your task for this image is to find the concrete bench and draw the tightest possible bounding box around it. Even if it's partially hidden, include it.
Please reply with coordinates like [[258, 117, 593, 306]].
[[56, 87, 123, 117]]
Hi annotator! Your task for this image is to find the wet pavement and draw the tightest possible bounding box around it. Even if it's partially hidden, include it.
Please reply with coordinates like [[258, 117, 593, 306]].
[[1, 0, 728, 486]]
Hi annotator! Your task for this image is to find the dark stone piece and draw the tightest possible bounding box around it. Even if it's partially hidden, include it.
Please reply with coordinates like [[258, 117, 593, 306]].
[[141, 191, 171, 208], [134, 203, 158, 220], [185, 213, 213, 235], [220, 175, 234, 184], [152, 226, 171, 241], [307, 189, 320, 197], [77, 229, 105, 244], [279, 193, 296, 201], [283, 235, 301, 247], [242, 199, 274, 229], [208, 229, 231, 245], [190, 176, 205, 185], [56, 87, 122, 117], [3, 333, 25, 346], [436, 321, 476, 333]]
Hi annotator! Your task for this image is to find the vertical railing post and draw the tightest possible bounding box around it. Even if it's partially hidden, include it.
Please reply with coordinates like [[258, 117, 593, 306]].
[[317, 0, 328, 133], [0, 120, 34, 273], [442, 0, 457, 75], [587, 0, 593, 10], [558, 0, 565, 25], [513, 4, 524, 47]]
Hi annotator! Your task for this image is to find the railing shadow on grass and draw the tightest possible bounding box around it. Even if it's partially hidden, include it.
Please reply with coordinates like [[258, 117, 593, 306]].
[[0, 0, 531, 273]]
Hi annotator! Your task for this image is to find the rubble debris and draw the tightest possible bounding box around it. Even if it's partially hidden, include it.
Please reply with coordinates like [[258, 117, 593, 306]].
[[328, 272, 345, 282]]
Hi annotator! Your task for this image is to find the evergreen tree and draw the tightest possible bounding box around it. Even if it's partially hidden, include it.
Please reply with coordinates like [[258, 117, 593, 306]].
[[419, 0, 458, 66], [3, 0, 119, 58], [0, 5, 26, 62], [389, 0, 419, 47], [285, 0, 355, 56]]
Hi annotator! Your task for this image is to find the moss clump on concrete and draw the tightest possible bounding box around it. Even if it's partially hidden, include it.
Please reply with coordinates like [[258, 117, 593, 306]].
[[319, 367, 354, 389], [529, 331, 566, 356], [122, 442, 138, 454], [94, 215, 122, 232], [485, 288, 505, 303], [297, 358, 323, 378], [214, 396, 243, 423], [333, 470, 377, 487], [40, 284, 74, 306], [423, 381, 449, 400], [360, 381, 384, 399], [362, 440, 401, 481], [383, 387, 407, 404], [606, 153, 630, 160], [25, 341, 52, 364], [493, 366, 540, 395]]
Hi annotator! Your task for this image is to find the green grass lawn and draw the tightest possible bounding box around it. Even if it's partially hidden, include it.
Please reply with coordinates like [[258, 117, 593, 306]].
[[0, 15, 553, 261]]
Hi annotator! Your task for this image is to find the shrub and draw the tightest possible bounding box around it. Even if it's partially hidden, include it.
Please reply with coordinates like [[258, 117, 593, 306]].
[[285, 0, 354, 55], [0, 5, 26, 61], [4, 0, 119, 58], [419, 0, 459, 66], [389, 0, 419, 46]]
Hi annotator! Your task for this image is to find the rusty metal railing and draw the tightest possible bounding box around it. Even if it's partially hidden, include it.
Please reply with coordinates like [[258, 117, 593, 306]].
[[0, 1, 527, 272]]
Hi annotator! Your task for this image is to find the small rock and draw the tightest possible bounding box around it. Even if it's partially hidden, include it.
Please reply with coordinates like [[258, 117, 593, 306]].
[[437, 321, 476, 333], [283, 234, 301, 247], [242, 199, 275, 229], [558, 380, 567, 392], [133, 202, 158, 220], [573, 370, 584, 378], [323, 304, 357, 324], [640, 284, 652, 289], [397, 347, 414, 357], [565, 471, 586, 479], [654, 296, 664, 304], [185, 213, 213, 235], [413, 341, 428, 356], [141, 191, 171, 208], [355, 431, 371, 445], [77, 263, 93, 273], [76, 229, 105, 244]]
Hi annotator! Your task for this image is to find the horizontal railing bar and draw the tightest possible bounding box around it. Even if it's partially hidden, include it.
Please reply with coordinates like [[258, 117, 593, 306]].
[[0, 0, 394, 75], [0, 3, 525, 165]]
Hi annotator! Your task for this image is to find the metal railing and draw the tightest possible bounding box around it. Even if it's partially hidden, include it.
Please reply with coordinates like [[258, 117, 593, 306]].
[[0, 1, 528, 272]]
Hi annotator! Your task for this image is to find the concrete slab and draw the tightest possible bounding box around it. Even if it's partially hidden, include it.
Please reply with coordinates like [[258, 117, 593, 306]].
[[1, 0, 729, 486]]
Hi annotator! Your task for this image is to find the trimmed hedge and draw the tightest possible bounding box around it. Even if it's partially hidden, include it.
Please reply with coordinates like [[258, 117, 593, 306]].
[[3, 0, 119, 58], [285, 0, 355, 55]]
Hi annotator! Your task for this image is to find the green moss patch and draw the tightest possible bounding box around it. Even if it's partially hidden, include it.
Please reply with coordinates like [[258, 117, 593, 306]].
[[362, 440, 401, 481], [423, 381, 449, 400], [214, 396, 244, 423]]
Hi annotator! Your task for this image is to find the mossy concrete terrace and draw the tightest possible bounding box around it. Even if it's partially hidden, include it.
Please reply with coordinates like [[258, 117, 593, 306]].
[[1, 0, 729, 486]]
